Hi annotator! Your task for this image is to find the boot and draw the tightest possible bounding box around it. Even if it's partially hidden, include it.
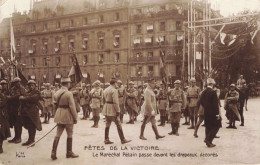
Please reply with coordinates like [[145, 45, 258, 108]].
[[168, 123, 175, 135], [194, 124, 199, 138], [120, 114, 123, 123], [15, 126, 22, 144], [139, 124, 147, 140], [175, 123, 179, 136], [0, 139, 3, 154], [117, 127, 131, 144], [42, 114, 47, 123], [66, 138, 79, 158], [95, 116, 100, 128], [104, 127, 114, 144], [91, 116, 96, 128], [152, 125, 165, 139], [188, 118, 194, 129], [158, 116, 164, 126], [51, 137, 60, 160], [8, 137, 16, 143]]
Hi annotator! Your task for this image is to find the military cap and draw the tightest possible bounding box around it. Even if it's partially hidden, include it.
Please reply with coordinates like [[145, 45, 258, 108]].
[[190, 78, 196, 82], [0, 80, 8, 84], [117, 80, 122, 84], [174, 80, 181, 84], [12, 77, 21, 83], [41, 86, 45, 89], [61, 77, 71, 83], [207, 78, 215, 84], [105, 82, 110, 86], [129, 81, 134, 85], [45, 83, 51, 86], [43, 83, 46, 86], [230, 84, 236, 87], [93, 80, 101, 86], [28, 80, 36, 84]]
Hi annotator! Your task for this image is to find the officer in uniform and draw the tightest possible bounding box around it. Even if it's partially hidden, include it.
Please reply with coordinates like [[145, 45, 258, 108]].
[[39, 86, 45, 117], [237, 75, 246, 89], [117, 80, 126, 123], [7, 77, 26, 144], [225, 84, 240, 129], [157, 82, 168, 127], [139, 78, 165, 140], [105, 82, 110, 89], [0, 80, 9, 95], [125, 81, 138, 124], [186, 78, 201, 129], [0, 83, 11, 154], [42, 83, 52, 124], [90, 80, 103, 128], [102, 78, 131, 144], [168, 80, 186, 136], [51, 77, 78, 160], [79, 83, 90, 120], [19, 80, 42, 146]]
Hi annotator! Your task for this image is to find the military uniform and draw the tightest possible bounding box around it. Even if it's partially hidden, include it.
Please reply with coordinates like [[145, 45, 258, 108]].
[[20, 80, 42, 146], [42, 83, 53, 124], [51, 77, 78, 160], [237, 76, 246, 89], [157, 86, 168, 126], [79, 84, 91, 119], [102, 82, 131, 144], [168, 80, 186, 136], [125, 82, 138, 124], [117, 80, 126, 123], [90, 81, 103, 128]]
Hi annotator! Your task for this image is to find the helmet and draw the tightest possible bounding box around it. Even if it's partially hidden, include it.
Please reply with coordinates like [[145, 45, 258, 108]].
[[28, 80, 36, 84], [129, 81, 134, 85], [12, 77, 21, 83], [174, 80, 181, 84], [230, 84, 236, 87], [0, 80, 8, 84], [207, 78, 215, 85], [190, 78, 196, 82], [60, 77, 72, 83], [117, 80, 122, 84]]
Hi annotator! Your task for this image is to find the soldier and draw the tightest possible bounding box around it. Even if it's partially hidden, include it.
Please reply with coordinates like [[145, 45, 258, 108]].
[[51, 77, 78, 160], [182, 86, 190, 125], [42, 83, 52, 124], [105, 82, 110, 89], [225, 84, 240, 129], [168, 80, 186, 136], [157, 82, 168, 127], [186, 78, 201, 129], [70, 85, 81, 114], [125, 81, 138, 124], [117, 80, 126, 123], [39, 86, 45, 117], [237, 75, 246, 89], [79, 83, 90, 120], [51, 85, 56, 118], [139, 78, 165, 140], [90, 80, 103, 128], [7, 77, 26, 144], [0, 80, 9, 95], [0, 84, 11, 153], [102, 78, 131, 144], [19, 80, 42, 146]]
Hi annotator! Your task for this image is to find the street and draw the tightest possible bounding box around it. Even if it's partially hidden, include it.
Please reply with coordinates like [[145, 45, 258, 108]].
[[0, 98, 260, 165]]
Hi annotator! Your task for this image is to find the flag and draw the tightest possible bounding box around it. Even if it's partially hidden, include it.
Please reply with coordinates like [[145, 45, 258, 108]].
[[159, 44, 167, 86], [68, 53, 83, 84], [10, 19, 16, 61]]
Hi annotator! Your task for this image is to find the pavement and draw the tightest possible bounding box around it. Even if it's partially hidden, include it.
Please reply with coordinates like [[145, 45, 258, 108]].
[[0, 98, 260, 165]]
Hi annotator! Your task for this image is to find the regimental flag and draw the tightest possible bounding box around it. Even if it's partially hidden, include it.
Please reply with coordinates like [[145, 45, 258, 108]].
[[68, 52, 83, 85], [10, 19, 16, 61], [17, 68, 28, 86], [158, 40, 167, 86]]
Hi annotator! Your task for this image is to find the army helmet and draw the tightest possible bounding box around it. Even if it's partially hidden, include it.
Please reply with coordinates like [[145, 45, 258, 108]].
[[28, 80, 36, 84], [0, 80, 8, 84], [174, 80, 181, 84]]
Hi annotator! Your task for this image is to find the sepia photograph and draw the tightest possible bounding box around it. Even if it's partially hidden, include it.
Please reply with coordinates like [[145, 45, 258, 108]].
[[0, 0, 260, 164]]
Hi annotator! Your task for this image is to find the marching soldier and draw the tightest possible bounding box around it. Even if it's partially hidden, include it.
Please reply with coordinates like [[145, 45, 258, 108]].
[[105, 82, 110, 89], [237, 75, 246, 89], [79, 83, 91, 120], [157, 82, 168, 127], [125, 81, 138, 124], [42, 83, 52, 124], [7, 77, 26, 144], [186, 78, 201, 129], [225, 84, 240, 129], [139, 78, 165, 140], [117, 80, 126, 123], [102, 78, 131, 144], [19, 80, 42, 146], [0, 83, 11, 153], [51, 77, 78, 160], [90, 80, 103, 128], [182, 86, 190, 125], [167, 80, 186, 136]]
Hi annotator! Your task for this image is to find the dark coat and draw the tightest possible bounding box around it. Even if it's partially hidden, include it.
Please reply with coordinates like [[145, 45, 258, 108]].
[[199, 87, 221, 128], [21, 89, 42, 131], [0, 93, 11, 139]]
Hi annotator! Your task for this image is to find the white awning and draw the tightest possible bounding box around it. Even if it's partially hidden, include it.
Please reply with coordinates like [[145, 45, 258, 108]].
[[99, 37, 104, 40], [82, 74, 88, 78], [31, 75, 35, 79], [70, 39, 74, 42], [133, 38, 141, 44], [57, 40, 61, 43], [44, 41, 48, 45], [147, 25, 153, 31], [144, 37, 152, 43], [156, 36, 164, 42], [84, 38, 88, 41], [115, 34, 120, 38], [56, 74, 61, 78]]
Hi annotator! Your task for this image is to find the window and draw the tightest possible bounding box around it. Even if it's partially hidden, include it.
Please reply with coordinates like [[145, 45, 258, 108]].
[[160, 22, 165, 31], [83, 55, 88, 65], [32, 42, 36, 52], [136, 24, 141, 33], [43, 23, 48, 31], [113, 35, 120, 48], [160, 50, 165, 57], [16, 39, 21, 47], [56, 21, 61, 29], [84, 17, 88, 25], [148, 51, 153, 60], [115, 53, 119, 63], [32, 25, 36, 32], [31, 58, 35, 67], [69, 39, 75, 51], [70, 19, 74, 27], [56, 56, 60, 66], [115, 12, 120, 21], [99, 15, 104, 23], [115, 0, 120, 5], [82, 38, 88, 49], [98, 37, 104, 49], [42, 41, 48, 54], [148, 66, 154, 76], [176, 21, 182, 30], [55, 40, 61, 53], [147, 24, 153, 32], [98, 54, 104, 64], [69, 56, 74, 65], [99, 0, 105, 7], [136, 66, 142, 76]]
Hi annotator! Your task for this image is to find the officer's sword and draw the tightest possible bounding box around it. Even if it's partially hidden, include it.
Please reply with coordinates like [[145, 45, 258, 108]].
[[27, 124, 57, 149]]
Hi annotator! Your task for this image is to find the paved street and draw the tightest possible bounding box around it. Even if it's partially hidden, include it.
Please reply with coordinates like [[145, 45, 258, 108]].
[[0, 98, 260, 165]]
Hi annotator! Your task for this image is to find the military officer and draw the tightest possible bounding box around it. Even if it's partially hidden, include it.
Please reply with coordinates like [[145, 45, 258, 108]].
[[102, 78, 131, 144], [7, 77, 26, 144], [19, 80, 42, 146], [105, 82, 110, 89], [51, 77, 78, 160], [167, 80, 186, 136], [79, 83, 90, 120], [125, 81, 138, 124], [117, 80, 126, 123], [90, 80, 103, 128], [186, 78, 201, 129], [42, 83, 53, 124], [157, 82, 168, 127], [237, 75, 246, 89], [39, 86, 45, 117], [139, 78, 165, 140], [0, 84, 11, 153]]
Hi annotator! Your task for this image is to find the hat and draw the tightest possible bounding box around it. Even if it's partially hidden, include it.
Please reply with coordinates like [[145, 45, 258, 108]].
[[105, 83, 110, 86], [28, 80, 36, 84], [117, 80, 122, 84], [0, 80, 8, 84], [41, 86, 45, 89], [207, 78, 215, 84], [61, 77, 72, 83], [190, 78, 196, 82], [45, 83, 51, 86], [230, 84, 236, 87], [129, 81, 134, 85], [12, 77, 21, 83], [93, 80, 101, 86], [174, 80, 181, 84]]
